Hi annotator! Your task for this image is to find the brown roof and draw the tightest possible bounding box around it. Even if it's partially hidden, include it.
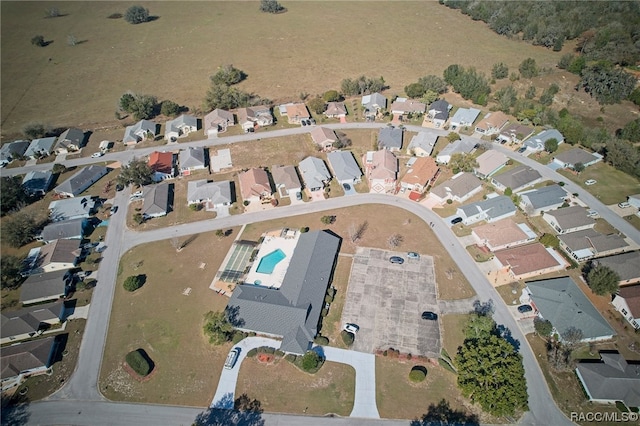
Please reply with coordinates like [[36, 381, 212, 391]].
[[310, 127, 337, 145], [271, 165, 301, 191], [204, 109, 234, 132], [148, 151, 174, 175], [325, 102, 347, 116], [476, 111, 510, 131], [1, 336, 55, 380], [618, 285, 640, 317], [38, 239, 80, 266], [474, 150, 508, 176], [238, 168, 271, 199], [472, 219, 529, 248], [495, 243, 562, 276], [401, 157, 439, 186], [285, 103, 310, 119], [365, 150, 398, 180]]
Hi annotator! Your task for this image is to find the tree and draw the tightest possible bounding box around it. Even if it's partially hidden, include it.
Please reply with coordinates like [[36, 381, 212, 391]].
[[301, 350, 322, 371], [118, 93, 157, 120], [519, 58, 539, 78], [259, 0, 286, 14], [561, 327, 583, 347], [210, 65, 246, 86], [405, 83, 426, 99], [544, 138, 558, 153], [307, 96, 326, 115], [525, 86, 536, 100], [448, 153, 477, 173], [628, 88, 640, 107], [619, 118, 640, 142], [464, 314, 496, 340], [22, 122, 48, 139], [52, 163, 67, 174], [494, 86, 517, 112], [204, 84, 255, 111], [117, 158, 154, 187], [580, 63, 636, 104], [203, 310, 234, 345], [443, 65, 490, 105], [320, 215, 335, 225], [160, 100, 180, 117], [447, 132, 461, 142], [1, 256, 24, 290], [46, 7, 60, 18], [411, 399, 479, 426], [123, 275, 144, 292], [455, 334, 528, 417], [133, 213, 144, 225], [349, 221, 368, 243], [322, 90, 340, 102], [573, 162, 585, 173], [1, 177, 30, 216], [586, 265, 620, 296], [124, 5, 149, 24], [533, 318, 553, 337], [31, 35, 46, 47], [604, 138, 640, 179], [418, 75, 447, 94], [491, 62, 509, 80], [1, 211, 41, 247], [340, 76, 385, 96], [547, 340, 573, 372]]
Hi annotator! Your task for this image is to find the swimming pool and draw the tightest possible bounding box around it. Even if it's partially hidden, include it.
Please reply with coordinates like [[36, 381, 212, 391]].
[[255, 249, 286, 274]]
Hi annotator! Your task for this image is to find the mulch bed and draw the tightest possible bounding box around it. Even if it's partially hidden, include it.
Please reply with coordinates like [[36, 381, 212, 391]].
[[122, 361, 158, 383], [257, 353, 275, 364]]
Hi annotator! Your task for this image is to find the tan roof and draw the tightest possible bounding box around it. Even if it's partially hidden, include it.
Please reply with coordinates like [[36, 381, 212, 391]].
[[238, 168, 271, 199], [366, 150, 398, 180], [401, 157, 439, 186], [38, 239, 80, 266], [472, 219, 529, 248], [325, 102, 347, 116], [618, 285, 640, 317], [545, 206, 595, 230], [495, 243, 562, 276], [310, 127, 337, 145], [474, 150, 508, 176], [204, 109, 233, 132], [271, 165, 301, 191], [390, 100, 426, 113], [431, 172, 482, 199], [285, 103, 310, 119], [476, 111, 510, 131]]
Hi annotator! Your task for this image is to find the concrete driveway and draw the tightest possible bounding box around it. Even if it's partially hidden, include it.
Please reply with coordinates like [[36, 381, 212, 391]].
[[341, 248, 441, 357]]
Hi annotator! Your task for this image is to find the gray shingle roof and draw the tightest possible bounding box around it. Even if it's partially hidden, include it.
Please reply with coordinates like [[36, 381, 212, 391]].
[[438, 138, 476, 159], [576, 352, 640, 407], [0, 140, 30, 162], [142, 183, 170, 217], [428, 100, 450, 120], [519, 185, 566, 209], [40, 218, 87, 242], [431, 172, 482, 199], [187, 180, 231, 205], [378, 127, 403, 150], [299, 157, 331, 190], [524, 128, 564, 151], [492, 165, 542, 191], [54, 165, 108, 197], [526, 277, 615, 341], [450, 107, 481, 127], [559, 229, 628, 254], [123, 120, 157, 144], [545, 205, 595, 230], [179, 147, 206, 170], [25, 137, 57, 158], [19, 270, 71, 304], [0, 336, 55, 380], [48, 196, 96, 221], [227, 230, 340, 354], [56, 128, 84, 149], [326, 150, 362, 182], [1, 301, 64, 340], [554, 147, 599, 166], [165, 114, 197, 134], [361, 93, 387, 110], [592, 251, 640, 283], [407, 132, 437, 155], [459, 195, 517, 221], [22, 170, 53, 195]]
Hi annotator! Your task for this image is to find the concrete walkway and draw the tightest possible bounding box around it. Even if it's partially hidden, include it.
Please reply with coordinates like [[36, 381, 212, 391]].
[[211, 337, 380, 419], [66, 304, 90, 320]]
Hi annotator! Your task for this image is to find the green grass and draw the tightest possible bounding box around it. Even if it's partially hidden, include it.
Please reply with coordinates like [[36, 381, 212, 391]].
[[557, 161, 640, 205]]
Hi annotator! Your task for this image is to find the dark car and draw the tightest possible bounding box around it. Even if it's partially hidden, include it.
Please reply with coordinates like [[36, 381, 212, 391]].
[[301, 120, 307, 126], [517, 146, 527, 153], [110, 206, 118, 214], [450, 217, 463, 225], [517, 304, 533, 314], [389, 256, 405, 264], [421, 311, 438, 320], [343, 183, 351, 191]]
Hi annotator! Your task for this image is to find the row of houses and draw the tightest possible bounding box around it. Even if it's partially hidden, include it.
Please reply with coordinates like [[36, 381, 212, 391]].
[[0, 128, 87, 165]]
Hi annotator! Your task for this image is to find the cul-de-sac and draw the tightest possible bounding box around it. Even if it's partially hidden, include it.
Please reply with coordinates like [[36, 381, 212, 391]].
[[2, 2, 640, 425]]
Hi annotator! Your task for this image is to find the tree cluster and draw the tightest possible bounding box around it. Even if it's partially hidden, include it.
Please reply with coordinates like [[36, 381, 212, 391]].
[[22, 122, 49, 139], [443, 65, 490, 105], [580, 62, 637, 105], [259, 0, 286, 14], [210, 65, 246, 86], [117, 158, 154, 187], [119, 93, 158, 120], [340, 75, 386, 97], [585, 264, 620, 296], [404, 75, 447, 100], [1, 211, 44, 247], [1, 255, 25, 290], [204, 65, 266, 111], [1, 177, 31, 216], [124, 5, 150, 24]]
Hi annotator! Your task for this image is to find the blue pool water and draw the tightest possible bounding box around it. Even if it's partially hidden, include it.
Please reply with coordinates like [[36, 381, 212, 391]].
[[256, 249, 286, 274]]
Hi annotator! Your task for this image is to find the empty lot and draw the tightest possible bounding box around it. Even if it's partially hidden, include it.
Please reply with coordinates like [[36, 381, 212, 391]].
[[341, 248, 441, 357]]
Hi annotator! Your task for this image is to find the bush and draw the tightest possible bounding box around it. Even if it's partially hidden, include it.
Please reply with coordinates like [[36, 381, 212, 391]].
[[300, 227, 309, 233], [246, 348, 258, 357], [275, 350, 285, 357], [301, 350, 323, 372], [31, 35, 46, 47], [341, 330, 354, 346], [189, 203, 203, 211], [125, 349, 152, 376], [123, 275, 144, 292], [260, 0, 286, 14], [314, 335, 329, 345], [124, 5, 149, 24], [22, 122, 48, 139], [231, 331, 245, 344], [284, 353, 297, 363], [409, 366, 427, 382], [160, 100, 180, 117], [324, 294, 334, 303]]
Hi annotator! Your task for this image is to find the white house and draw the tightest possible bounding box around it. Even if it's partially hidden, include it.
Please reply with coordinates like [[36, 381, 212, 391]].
[[326, 150, 362, 185], [436, 138, 476, 164], [164, 114, 198, 141], [123, 120, 157, 145], [457, 195, 517, 225], [612, 285, 640, 330]]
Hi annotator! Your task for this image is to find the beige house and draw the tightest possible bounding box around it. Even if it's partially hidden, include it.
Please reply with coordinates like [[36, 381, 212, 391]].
[[310, 127, 337, 150], [324, 102, 347, 118], [472, 219, 536, 252], [473, 150, 508, 179], [204, 109, 235, 136], [430, 172, 482, 205], [284, 103, 311, 124], [237, 106, 273, 132], [475, 111, 510, 136], [363, 150, 398, 194], [494, 243, 565, 280], [238, 168, 272, 203]]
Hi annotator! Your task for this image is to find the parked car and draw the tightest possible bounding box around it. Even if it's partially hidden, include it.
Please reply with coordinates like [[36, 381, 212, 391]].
[[344, 323, 359, 334], [91, 152, 104, 158], [224, 347, 240, 369], [110, 206, 118, 214], [295, 192, 302, 201], [585, 179, 597, 186], [587, 210, 599, 218], [450, 217, 463, 225], [301, 120, 307, 126], [517, 305, 533, 314], [389, 256, 405, 264], [343, 183, 351, 191], [618, 201, 631, 208], [421, 311, 438, 320], [517, 146, 527, 153], [407, 252, 420, 259]]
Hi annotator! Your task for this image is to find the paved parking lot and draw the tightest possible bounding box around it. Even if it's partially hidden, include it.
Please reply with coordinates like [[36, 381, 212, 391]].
[[341, 248, 441, 357]]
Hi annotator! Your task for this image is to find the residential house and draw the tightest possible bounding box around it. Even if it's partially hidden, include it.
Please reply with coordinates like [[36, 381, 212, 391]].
[[436, 138, 476, 164], [284, 103, 310, 124], [361, 92, 387, 118], [204, 109, 235, 136], [227, 230, 340, 354], [1, 301, 64, 344], [24, 137, 56, 159], [324, 102, 347, 119], [142, 183, 171, 219], [472, 219, 536, 252], [39, 218, 87, 243], [449, 107, 481, 130], [496, 123, 535, 144], [430, 172, 483, 205], [474, 111, 509, 136], [400, 156, 439, 193], [491, 165, 542, 193], [543, 206, 596, 234], [0, 140, 30, 165], [591, 251, 640, 286], [237, 106, 273, 132], [31, 239, 80, 274], [526, 277, 615, 342], [406, 132, 437, 157], [1, 336, 56, 391], [558, 229, 629, 262], [187, 180, 233, 207], [390, 99, 426, 117], [22, 170, 53, 197], [473, 150, 508, 179], [310, 127, 337, 150], [518, 185, 567, 216], [523, 128, 564, 152], [612, 285, 640, 329], [576, 351, 640, 409], [238, 168, 273, 203], [53, 165, 109, 197], [148, 151, 175, 182], [49, 197, 97, 222], [377, 127, 403, 151], [627, 194, 640, 209], [179, 147, 207, 175], [552, 147, 602, 170], [427, 100, 450, 128], [457, 195, 517, 225], [362, 150, 398, 194], [327, 151, 362, 185], [123, 120, 158, 145], [164, 114, 198, 141], [54, 128, 84, 154], [496, 244, 565, 280], [299, 157, 331, 192], [271, 165, 302, 198], [19, 269, 72, 305]]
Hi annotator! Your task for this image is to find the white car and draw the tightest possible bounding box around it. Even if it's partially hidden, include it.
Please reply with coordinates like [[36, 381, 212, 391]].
[[584, 179, 597, 186], [224, 347, 240, 369], [344, 323, 359, 334], [618, 202, 631, 209], [91, 152, 104, 158]]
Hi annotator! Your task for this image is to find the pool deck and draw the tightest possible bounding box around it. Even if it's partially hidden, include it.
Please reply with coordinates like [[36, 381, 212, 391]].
[[244, 232, 300, 289]]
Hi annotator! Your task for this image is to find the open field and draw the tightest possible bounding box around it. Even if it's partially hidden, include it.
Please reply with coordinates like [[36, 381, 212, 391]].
[[557, 162, 640, 206], [1, 1, 566, 137]]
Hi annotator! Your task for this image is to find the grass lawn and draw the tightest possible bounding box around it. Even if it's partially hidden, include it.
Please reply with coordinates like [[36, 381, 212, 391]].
[[557, 161, 640, 205], [321, 256, 353, 347], [624, 213, 640, 231], [440, 314, 472, 358], [465, 244, 493, 262], [235, 358, 355, 416]]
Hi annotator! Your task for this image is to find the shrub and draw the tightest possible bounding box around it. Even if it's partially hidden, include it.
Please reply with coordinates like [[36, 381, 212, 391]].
[[123, 275, 143, 292], [275, 350, 285, 357], [314, 335, 329, 345], [246, 348, 258, 357], [341, 330, 354, 346], [263, 346, 275, 355], [284, 353, 297, 363], [189, 203, 203, 211], [133, 213, 144, 225], [31, 35, 46, 47], [259, 0, 286, 14], [409, 366, 427, 382], [301, 350, 323, 372], [446, 199, 453, 205], [324, 294, 334, 304], [124, 5, 149, 24], [231, 331, 245, 344], [300, 227, 309, 233], [52, 163, 67, 174], [125, 349, 152, 376], [22, 122, 48, 139], [160, 100, 180, 117]]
